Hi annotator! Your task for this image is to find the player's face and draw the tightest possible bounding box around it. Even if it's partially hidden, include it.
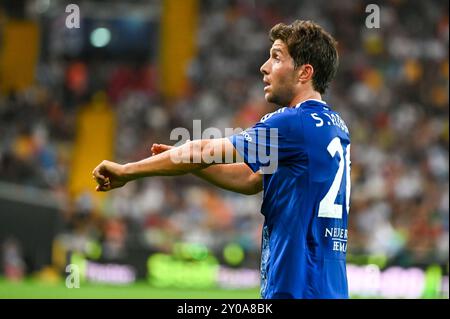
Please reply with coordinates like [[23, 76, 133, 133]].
[[260, 39, 298, 106]]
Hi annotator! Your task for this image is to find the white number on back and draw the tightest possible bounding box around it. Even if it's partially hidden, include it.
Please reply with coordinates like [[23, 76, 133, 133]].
[[318, 138, 351, 219]]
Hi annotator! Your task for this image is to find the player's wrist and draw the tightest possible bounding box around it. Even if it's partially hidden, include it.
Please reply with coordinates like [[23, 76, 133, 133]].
[[122, 163, 137, 181]]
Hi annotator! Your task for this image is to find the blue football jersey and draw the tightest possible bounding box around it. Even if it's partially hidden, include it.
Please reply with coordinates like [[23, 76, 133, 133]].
[[229, 99, 351, 299]]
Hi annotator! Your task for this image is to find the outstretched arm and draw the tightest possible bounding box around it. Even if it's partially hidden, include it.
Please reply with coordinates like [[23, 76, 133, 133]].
[[151, 143, 262, 195], [92, 138, 262, 194]]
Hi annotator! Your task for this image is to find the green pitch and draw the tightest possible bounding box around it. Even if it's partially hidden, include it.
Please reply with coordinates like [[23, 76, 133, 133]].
[[0, 279, 260, 299]]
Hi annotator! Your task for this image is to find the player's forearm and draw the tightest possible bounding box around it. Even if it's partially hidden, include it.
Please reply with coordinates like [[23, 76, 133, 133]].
[[123, 140, 210, 180], [192, 164, 262, 195]]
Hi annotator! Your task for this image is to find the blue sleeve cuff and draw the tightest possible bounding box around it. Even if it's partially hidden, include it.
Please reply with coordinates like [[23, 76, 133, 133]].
[[228, 135, 260, 173]]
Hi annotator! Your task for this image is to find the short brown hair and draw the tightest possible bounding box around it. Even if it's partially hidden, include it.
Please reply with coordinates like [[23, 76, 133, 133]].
[[269, 20, 339, 94]]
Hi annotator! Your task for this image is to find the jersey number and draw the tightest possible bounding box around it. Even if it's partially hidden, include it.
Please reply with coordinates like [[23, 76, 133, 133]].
[[318, 138, 351, 219]]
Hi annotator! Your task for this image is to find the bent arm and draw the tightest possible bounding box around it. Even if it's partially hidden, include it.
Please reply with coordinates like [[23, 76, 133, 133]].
[[193, 163, 263, 195], [123, 138, 239, 179], [94, 138, 263, 194], [150, 142, 263, 195]]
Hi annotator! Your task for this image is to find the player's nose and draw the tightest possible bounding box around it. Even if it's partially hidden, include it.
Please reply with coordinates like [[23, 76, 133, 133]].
[[260, 59, 269, 75]]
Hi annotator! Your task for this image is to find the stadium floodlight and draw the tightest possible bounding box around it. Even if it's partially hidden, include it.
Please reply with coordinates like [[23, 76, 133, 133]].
[[35, 0, 51, 14], [90, 27, 111, 48]]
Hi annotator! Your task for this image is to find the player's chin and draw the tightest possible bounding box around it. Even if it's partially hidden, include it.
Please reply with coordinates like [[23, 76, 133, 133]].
[[264, 92, 273, 103], [264, 93, 278, 104]]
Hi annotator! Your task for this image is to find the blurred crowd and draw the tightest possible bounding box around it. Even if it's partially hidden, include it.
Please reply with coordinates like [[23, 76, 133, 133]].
[[0, 0, 448, 274]]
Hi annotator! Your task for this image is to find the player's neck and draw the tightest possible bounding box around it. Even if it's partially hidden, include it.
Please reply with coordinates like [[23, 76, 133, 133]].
[[288, 91, 322, 107]]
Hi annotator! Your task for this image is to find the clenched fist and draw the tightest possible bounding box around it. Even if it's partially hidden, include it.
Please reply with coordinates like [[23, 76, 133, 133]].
[[92, 160, 129, 192]]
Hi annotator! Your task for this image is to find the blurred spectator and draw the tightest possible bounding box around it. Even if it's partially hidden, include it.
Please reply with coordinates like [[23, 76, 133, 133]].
[[1, 238, 26, 281]]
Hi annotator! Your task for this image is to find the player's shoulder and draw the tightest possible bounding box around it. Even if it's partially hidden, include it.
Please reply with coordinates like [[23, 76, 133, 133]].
[[259, 106, 299, 124]]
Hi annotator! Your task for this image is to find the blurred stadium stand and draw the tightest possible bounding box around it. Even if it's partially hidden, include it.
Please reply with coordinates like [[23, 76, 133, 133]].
[[0, 0, 448, 298]]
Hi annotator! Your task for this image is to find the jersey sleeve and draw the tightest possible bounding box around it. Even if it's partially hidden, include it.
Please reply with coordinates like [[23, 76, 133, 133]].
[[228, 108, 304, 173]]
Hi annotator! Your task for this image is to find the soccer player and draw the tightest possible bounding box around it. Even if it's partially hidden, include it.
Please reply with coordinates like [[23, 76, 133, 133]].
[[93, 20, 351, 299]]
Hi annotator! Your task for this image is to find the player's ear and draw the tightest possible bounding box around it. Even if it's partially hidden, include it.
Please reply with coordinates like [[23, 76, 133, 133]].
[[298, 64, 314, 84]]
